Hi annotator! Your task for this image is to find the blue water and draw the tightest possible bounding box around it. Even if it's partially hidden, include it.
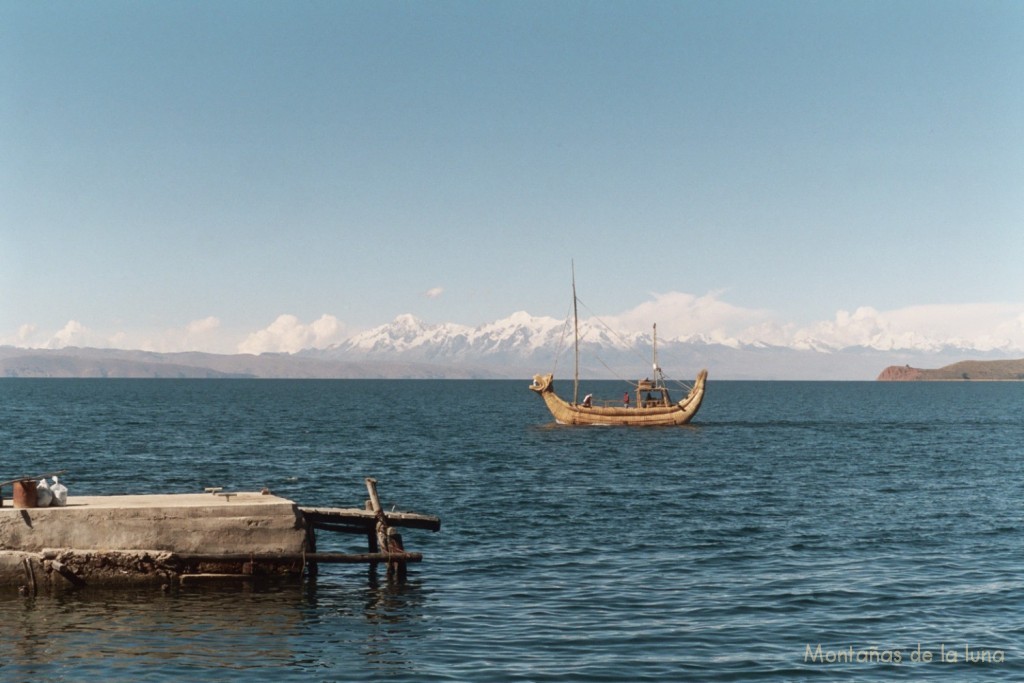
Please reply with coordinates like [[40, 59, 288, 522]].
[[1, 379, 1022, 681]]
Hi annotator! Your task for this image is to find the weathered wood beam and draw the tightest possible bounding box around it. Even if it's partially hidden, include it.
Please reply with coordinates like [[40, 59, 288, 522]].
[[299, 507, 441, 532], [365, 477, 391, 561], [305, 521, 368, 535], [172, 551, 423, 564]]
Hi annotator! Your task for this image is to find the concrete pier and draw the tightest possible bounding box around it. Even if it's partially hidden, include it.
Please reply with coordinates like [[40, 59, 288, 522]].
[[0, 492, 307, 591], [1, 492, 306, 555], [0, 487, 439, 591]]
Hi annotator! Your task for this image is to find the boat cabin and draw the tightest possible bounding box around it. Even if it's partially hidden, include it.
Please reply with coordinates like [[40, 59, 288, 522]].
[[636, 379, 672, 408]]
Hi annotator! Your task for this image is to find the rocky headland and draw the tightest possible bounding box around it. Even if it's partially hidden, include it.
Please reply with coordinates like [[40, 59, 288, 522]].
[[877, 358, 1024, 381]]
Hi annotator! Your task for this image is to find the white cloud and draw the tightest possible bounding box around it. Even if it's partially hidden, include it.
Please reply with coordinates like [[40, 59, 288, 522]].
[[603, 293, 1024, 352], [793, 303, 1024, 351], [238, 314, 346, 354], [425, 286, 444, 299], [47, 320, 101, 348], [0, 320, 107, 349], [107, 317, 228, 354], [0, 317, 234, 353], [16, 323, 38, 344], [186, 316, 221, 335], [603, 291, 773, 344], [141, 316, 225, 353], [146, 316, 227, 352]]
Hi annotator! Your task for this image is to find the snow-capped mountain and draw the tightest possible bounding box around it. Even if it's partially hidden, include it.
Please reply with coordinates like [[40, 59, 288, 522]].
[[6, 312, 1018, 379], [318, 312, 571, 365], [326, 312, 652, 358], [306, 312, 1021, 380]]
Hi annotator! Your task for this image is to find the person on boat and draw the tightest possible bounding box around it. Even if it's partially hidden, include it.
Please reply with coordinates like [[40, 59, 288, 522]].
[[623, 392, 630, 408], [582, 393, 593, 408]]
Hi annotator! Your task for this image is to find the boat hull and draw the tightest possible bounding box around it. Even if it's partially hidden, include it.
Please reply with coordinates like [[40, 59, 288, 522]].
[[529, 370, 707, 426]]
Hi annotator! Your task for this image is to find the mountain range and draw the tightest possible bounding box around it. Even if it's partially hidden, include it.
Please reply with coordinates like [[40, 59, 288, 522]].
[[2, 313, 1019, 380]]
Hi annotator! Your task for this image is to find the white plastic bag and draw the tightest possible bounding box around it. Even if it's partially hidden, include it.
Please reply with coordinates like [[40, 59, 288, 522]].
[[50, 476, 68, 507], [36, 478, 53, 507]]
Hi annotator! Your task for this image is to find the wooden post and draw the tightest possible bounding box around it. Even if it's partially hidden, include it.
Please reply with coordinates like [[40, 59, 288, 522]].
[[365, 477, 407, 581], [304, 524, 318, 578], [365, 478, 389, 553], [386, 528, 406, 581], [364, 499, 379, 553]]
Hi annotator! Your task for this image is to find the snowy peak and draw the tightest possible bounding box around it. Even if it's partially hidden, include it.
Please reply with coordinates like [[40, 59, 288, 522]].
[[338, 315, 472, 353], [471, 312, 568, 354], [329, 312, 573, 358]]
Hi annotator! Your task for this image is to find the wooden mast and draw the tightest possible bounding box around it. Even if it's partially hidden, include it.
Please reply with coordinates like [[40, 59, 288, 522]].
[[572, 261, 580, 405], [653, 323, 660, 387]]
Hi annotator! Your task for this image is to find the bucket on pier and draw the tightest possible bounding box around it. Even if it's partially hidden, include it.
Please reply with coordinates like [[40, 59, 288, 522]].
[[13, 479, 38, 508]]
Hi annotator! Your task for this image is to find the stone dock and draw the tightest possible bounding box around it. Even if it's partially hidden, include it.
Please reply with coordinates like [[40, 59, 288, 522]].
[[0, 479, 440, 592]]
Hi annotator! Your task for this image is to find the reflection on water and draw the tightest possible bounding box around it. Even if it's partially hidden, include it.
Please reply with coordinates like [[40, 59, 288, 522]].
[[298, 572, 431, 679], [0, 569, 430, 682]]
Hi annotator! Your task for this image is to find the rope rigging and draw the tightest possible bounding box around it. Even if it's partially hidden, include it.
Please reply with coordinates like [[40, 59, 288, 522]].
[[572, 296, 695, 394], [549, 300, 575, 377]]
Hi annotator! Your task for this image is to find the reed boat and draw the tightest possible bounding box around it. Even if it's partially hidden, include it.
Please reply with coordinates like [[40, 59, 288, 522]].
[[529, 266, 708, 426], [530, 368, 707, 426]]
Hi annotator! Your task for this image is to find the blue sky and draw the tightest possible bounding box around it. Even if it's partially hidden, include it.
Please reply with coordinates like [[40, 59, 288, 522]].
[[3, 1, 1022, 354]]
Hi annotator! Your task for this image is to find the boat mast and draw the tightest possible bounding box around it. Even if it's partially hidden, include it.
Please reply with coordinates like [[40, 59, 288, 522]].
[[653, 323, 662, 387], [572, 261, 580, 405]]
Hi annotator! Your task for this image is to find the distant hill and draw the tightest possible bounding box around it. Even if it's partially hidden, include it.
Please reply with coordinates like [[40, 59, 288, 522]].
[[877, 358, 1024, 381], [0, 347, 497, 379]]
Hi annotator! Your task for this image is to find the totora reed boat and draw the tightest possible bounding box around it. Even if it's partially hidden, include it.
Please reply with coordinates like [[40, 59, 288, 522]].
[[530, 268, 708, 426]]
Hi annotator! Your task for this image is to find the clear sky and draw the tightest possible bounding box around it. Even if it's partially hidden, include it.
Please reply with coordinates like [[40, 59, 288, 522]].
[[3, 0, 1022, 354]]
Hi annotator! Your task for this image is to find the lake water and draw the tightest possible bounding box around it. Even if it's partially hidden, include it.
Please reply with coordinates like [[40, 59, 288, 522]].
[[1, 378, 1022, 681]]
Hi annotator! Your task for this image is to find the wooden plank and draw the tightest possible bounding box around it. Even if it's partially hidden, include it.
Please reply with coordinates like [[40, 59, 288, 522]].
[[306, 521, 369, 535], [173, 551, 423, 564], [299, 507, 441, 532]]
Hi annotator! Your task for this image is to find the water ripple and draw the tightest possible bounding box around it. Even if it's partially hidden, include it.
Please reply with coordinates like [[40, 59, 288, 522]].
[[1, 379, 1022, 681]]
